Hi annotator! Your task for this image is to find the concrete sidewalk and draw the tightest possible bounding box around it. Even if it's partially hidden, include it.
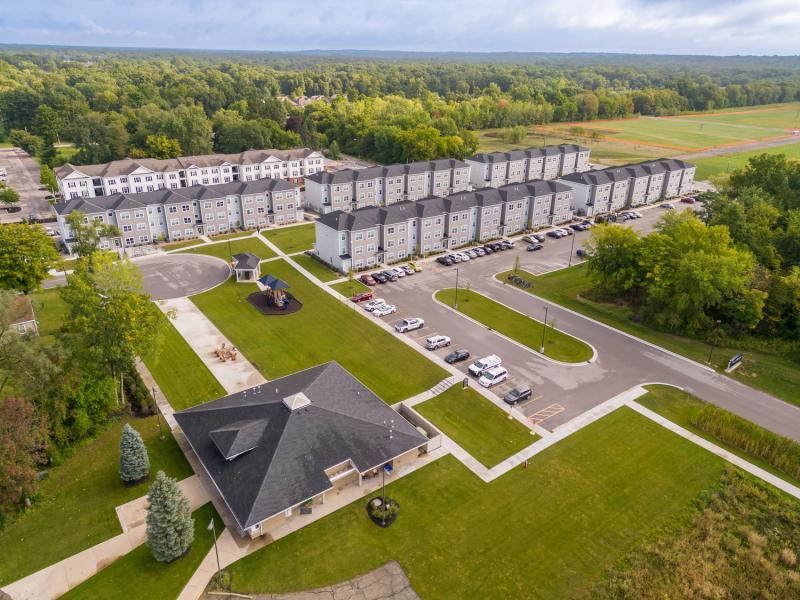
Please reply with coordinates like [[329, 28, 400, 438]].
[[2, 476, 210, 600], [157, 297, 266, 394]]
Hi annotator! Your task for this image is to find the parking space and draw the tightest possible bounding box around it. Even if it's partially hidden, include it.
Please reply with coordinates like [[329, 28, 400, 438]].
[[0, 147, 53, 224]]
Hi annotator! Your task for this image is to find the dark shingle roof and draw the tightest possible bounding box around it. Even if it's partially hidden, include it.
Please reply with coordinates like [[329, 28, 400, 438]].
[[174, 362, 427, 530], [233, 252, 260, 270]]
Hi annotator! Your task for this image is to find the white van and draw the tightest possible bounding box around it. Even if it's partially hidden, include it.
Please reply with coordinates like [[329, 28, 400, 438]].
[[468, 354, 502, 377], [479, 366, 509, 388]]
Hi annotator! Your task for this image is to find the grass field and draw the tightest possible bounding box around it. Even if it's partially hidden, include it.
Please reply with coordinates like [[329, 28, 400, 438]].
[[416, 386, 536, 467], [163, 239, 204, 251], [180, 237, 276, 261], [435, 287, 594, 363], [261, 223, 316, 254], [61, 503, 219, 600], [637, 385, 800, 488], [142, 312, 225, 410], [330, 279, 371, 296], [0, 417, 192, 585], [208, 230, 252, 241], [54, 146, 79, 165], [227, 407, 724, 598], [30, 288, 67, 339], [692, 142, 800, 179], [189, 259, 446, 403], [498, 265, 800, 406], [292, 253, 340, 282]]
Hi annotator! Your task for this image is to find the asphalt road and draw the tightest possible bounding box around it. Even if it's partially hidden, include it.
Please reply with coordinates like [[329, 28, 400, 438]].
[[0, 147, 54, 223], [373, 204, 800, 440]]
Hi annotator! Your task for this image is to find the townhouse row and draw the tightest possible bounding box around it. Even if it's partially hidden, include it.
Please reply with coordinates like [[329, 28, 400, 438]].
[[558, 158, 696, 217], [55, 148, 324, 199], [314, 180, 573, 273], [304, 159, 471, 214], [465, 144, 591, 188], [54, 178, 301, 252]]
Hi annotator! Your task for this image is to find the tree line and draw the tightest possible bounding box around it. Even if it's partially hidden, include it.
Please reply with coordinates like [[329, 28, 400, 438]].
[[1, 48, 800, 166]]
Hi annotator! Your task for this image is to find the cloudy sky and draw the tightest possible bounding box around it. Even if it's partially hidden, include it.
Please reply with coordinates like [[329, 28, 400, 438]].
[[1, 0, 798, 55]]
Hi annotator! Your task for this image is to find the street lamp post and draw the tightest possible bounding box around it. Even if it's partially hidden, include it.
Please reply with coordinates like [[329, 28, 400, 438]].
[[707, 319, 722, 365], [454, 267, 460, 310], [152, 386, 164, 440], [540, 305, 549, 354], [207, 517, 222, 585], [568, 232, 576, 267]]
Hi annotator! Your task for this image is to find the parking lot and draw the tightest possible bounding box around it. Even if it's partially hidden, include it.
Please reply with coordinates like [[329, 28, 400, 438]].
[[342, 201, 800, 438], [0, 147, 54, 223]]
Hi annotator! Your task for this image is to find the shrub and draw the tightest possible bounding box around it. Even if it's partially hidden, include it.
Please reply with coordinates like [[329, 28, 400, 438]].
[[146, 471, 194, 563], [119, 423, 150, 485], [690, 405, 800, 481]]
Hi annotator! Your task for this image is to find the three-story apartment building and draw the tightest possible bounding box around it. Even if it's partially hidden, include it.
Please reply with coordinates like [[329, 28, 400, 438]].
[[559, 159, 695, 217], [55, 178, 301, 252], [304, 159, 470, 214], [314, 181, 574, 273], [56, 148, 324, 199], [466, 144, 591, 188]]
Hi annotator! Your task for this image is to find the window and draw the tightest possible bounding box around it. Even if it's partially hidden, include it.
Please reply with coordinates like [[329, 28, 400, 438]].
[[139, 235, 149, 243], [168, 206, 177, 213], [183, 217, 192, 224], [123, 225, 133, 233], [120, 212, 130, 220], [125, 237, 135, 246], [354, 232, 364, 241], [181, 204, 190, 212], [387, 227, 395, 234]]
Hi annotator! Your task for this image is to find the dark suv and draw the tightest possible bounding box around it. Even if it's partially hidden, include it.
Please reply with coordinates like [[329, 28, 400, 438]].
[[503, 385, 532, 405]]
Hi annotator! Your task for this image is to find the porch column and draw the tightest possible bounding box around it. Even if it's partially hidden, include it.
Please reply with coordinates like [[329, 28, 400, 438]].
[[358, 472, 363, 487], [321, 491, 326, 505]]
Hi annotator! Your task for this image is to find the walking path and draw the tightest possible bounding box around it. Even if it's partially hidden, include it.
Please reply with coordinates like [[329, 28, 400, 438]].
[[157, 297, 266, 394], [2, 477, 209, 600], [677, 134, 800, 161]]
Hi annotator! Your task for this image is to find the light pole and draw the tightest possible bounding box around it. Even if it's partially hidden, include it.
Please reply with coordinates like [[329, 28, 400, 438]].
[[540, 305, 549, 354], [568, 232, 576, 267], [152, 386, 164, 440], [454, 267, 460, 310], [707, 319, 722, 365], [207, 517, 222, 585]]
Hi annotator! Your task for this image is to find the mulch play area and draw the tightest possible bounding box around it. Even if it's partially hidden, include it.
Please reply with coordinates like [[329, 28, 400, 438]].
[[247, 291, 303, 315]]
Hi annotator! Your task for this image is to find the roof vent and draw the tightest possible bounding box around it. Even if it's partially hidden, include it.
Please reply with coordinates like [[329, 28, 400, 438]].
[[283, 392, 312, 411]]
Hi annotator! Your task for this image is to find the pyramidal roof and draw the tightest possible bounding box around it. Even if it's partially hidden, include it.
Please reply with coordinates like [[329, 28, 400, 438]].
[[174, 362, 427, 532]]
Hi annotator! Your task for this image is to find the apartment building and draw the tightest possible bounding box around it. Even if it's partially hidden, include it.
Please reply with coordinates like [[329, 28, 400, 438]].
[[304, 159, 470, 214], [55, 148, 324, 199], [465, 144, 591, 188], [314, 181, 574, 273], [54, 178, 300, 252]]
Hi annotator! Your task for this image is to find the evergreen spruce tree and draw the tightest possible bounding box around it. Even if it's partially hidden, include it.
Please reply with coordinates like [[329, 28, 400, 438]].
[[119, 423, 150, 485], [146, 471, 194, 563]]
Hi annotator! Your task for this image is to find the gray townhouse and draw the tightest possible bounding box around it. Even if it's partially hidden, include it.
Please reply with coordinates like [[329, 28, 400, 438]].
[[55, 178, 300, 253], [314, 182, 574, 273], [56, 148, 324, 199], [466, 144, 591, 188], [304, 159, 470, 214], [559, 159, 696, 217]]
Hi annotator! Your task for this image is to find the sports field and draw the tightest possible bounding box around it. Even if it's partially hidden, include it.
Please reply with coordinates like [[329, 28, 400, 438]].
[[692, 142, 800, 179], [476, 102, 800, 166]]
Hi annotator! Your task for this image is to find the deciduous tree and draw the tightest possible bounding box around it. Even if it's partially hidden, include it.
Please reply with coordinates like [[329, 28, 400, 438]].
[[0, 223, 59, 292]]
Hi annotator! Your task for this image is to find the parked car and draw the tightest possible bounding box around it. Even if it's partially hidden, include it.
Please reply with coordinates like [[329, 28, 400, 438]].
[[465, 249, 478, 259], [360, 274, 377, 286], [482, 245, 495, 254], [372, 272, 388, 284], [479, 366, 509, 388], [372, 304, 397, 317], [489, 242, 503, 251], [425, 335, 451, 350], [522, 235, 536, 244], [474, 247, 486, 257], [500, 240, 515, 249], [395, 317, 424, 332], [363, 299, 386, 312], [468, 354, 502, 377], [436, 256, 454, 266], [503, 385, 532, 405], [391, 267, 406, 278], [576, 248, 587, 258], [444, 349, 470, 364], [450, 253, 462, 263], [533, 234, 547, 242], [527, 243, 544, 251], [680, 196, 696, 204], [580, 221, 592, 228], [456, 252, 471, 261], [629, 211, 643, 219], [407, 261, 422, 272], [381, 270, 399, 281], [569, 223, 584, 231], [559, 228, 573, 236], [546, 230, 562, 239], [401, 265, 415, 276], [350, 291, 374, 303], [661, 202, 675, 209]]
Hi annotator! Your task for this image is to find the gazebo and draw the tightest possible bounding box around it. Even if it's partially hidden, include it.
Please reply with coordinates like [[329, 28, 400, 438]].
[[232, 253, 260, 282]]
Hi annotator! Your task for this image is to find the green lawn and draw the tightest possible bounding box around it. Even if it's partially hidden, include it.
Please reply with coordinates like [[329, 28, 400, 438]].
[[0, 417, 192, 585], [261, 223, 316, 254], [330, 279, 371, 296], [61, 503, 219, 600], [416, 386, 536, 468], [209, 230, 252, 241], [292, 253, 340, 282], [227, 407, 724, 598], [637, 384, 800, 488], [180, 237, 276, 261], [30, 288, 67, 339], [189, 260, 446, 403], [499, 265, 800, 406], [693, 143, 800, 179], [435, 287, 594, 363], [142, 312, 225, 410], [54, 146, 79, 165], [163, 239, 204, 251]]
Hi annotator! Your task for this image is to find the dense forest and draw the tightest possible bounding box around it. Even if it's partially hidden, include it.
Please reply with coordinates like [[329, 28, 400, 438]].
[[2, 47, 800, 165]]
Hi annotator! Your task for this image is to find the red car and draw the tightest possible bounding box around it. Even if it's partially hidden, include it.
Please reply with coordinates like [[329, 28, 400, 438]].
[[350, 291, 374, 303], [680, 197, 696, 204], [359, 274, 377, 286]]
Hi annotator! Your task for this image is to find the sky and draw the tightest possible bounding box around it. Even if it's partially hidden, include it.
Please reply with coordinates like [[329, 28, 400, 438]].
[[1, 0, 798, 56]]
